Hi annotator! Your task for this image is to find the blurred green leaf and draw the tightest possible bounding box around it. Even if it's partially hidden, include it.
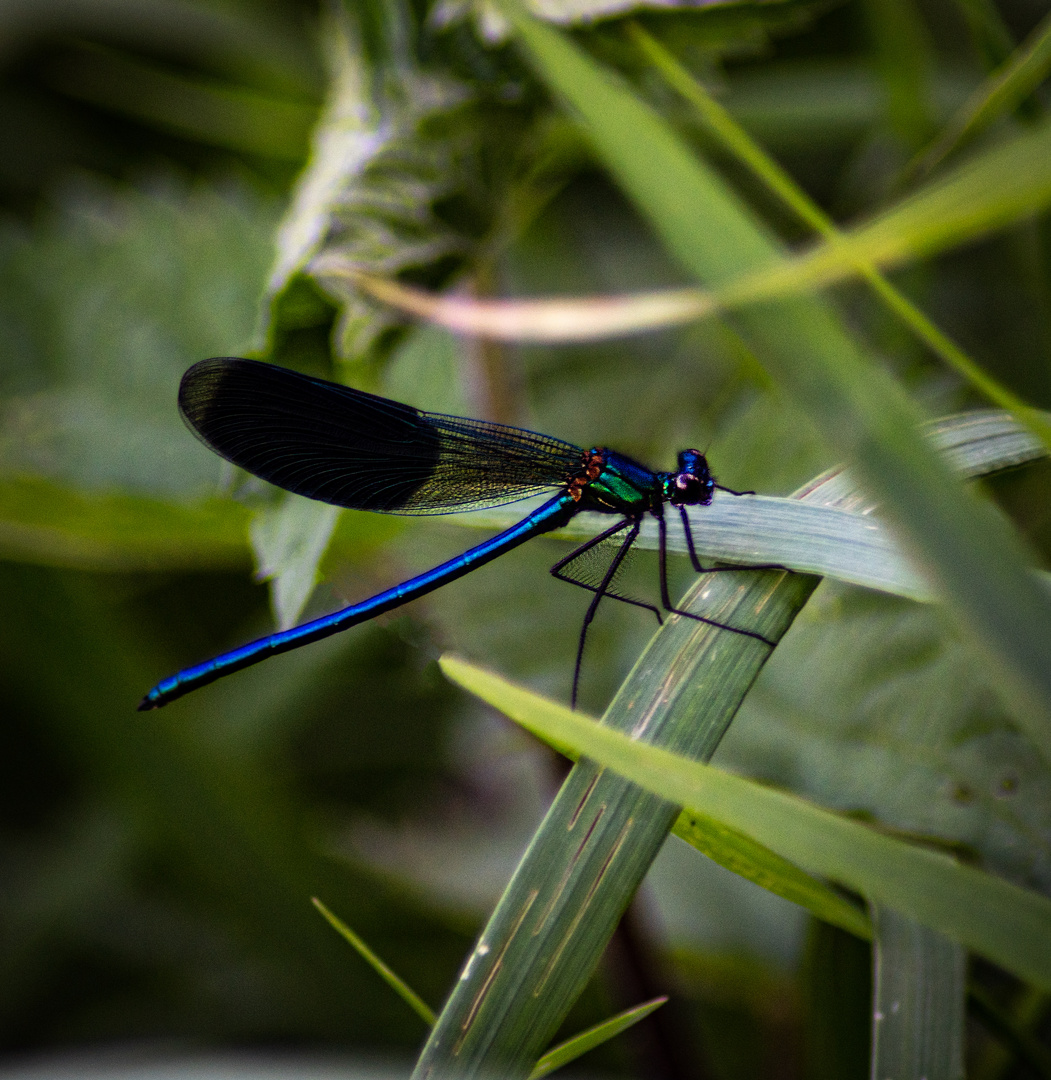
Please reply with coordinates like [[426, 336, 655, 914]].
[[252, 495, 341, 629], [949, 0, 1017, 68], [381, 323, 475, 416], [0, 175, 278, 496], [905, 7, 1051, 181], [49, 41, 316, 161], [0, 474, 249, 569], [722, 61, 898, 148], [0, 0, 318, 91], [862, 0, 937, 151], [722, 587, 1051, 894]]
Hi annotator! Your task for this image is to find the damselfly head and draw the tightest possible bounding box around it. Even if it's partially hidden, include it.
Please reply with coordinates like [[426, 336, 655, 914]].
[[668, 449, 714, 506]]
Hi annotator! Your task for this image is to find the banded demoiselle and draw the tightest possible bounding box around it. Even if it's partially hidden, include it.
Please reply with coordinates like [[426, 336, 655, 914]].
[[140, 357, 775, 710]]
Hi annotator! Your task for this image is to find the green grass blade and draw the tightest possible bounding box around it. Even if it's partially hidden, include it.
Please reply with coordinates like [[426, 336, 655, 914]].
[[725, 118, 1051, 307], [501, 0, 1051, 762], [906, 7, 1051, 182], [951, 0, 1017, 67], [51, 41, 314, 161], [671, 812, 872, 941], [871, 907, 966, 1080], [440, 657, 1051, 991], [311, 897, 437, 1027], [528, 996, 667, 1080], [511, 712, 872, 941], [861, 0, 937, 149], [0, 472, 400, 586]]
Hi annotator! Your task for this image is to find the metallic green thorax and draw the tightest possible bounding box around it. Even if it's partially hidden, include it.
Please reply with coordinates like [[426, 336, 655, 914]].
[[575, 448, 715, 516]]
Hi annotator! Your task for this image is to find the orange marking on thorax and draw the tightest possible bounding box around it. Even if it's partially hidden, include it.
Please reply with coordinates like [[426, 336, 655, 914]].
[[567, 449, 604, 502]]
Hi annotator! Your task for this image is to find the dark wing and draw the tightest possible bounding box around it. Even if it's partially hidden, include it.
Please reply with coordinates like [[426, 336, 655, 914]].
[[179, 358, 583, 515]]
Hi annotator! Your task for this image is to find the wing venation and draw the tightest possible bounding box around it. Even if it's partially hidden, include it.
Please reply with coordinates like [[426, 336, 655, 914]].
[[178, 358, 583, 514]]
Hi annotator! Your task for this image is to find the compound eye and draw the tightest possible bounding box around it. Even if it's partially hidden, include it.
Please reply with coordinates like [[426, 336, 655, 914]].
[[674, 473, 702, 501], [672, 471, 715, 505]]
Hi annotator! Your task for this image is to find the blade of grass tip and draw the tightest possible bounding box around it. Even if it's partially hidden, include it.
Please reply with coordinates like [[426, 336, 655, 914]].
[[438, 661, 1051, 990], [672, 812, 872, 941], [628, 23, 1051, 454], [501, 0, 1051, 754], [528, 997, 668, 1080], [311, 897, 436, 1026], [903, 6, 1051, 185], [871, 906, 966, 1080]]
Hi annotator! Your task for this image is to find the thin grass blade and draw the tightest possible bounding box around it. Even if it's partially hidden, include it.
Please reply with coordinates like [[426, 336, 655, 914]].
[[528, 996, 667, 1080], [725, 118, 1051, 306], [0, 475, 251, 571], [311, 897, 437, 1026], [905, 7, 1051, 182]]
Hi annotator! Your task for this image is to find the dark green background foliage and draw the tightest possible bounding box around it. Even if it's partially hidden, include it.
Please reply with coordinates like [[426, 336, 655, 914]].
[[0, 0, 1049, 1077]]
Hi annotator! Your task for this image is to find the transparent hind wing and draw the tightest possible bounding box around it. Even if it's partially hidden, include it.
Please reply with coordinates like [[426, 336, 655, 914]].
[[550, 518, 662, 618]]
